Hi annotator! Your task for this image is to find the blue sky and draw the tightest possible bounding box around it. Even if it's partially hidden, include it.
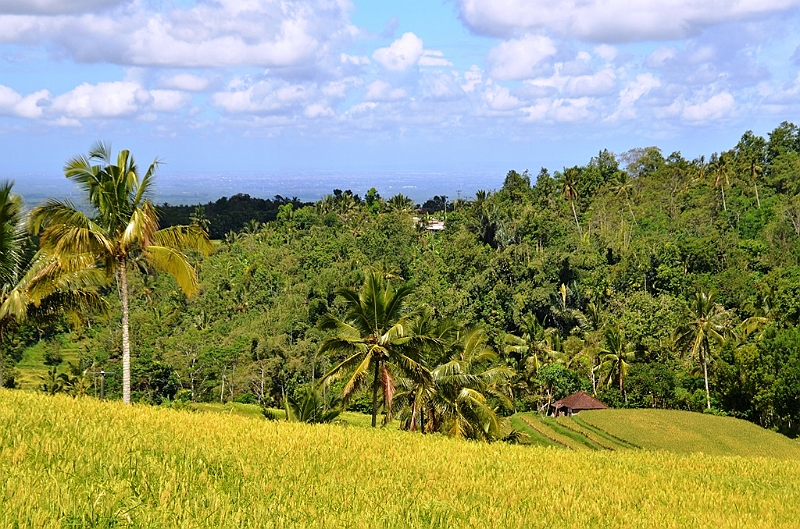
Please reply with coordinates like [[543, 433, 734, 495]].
[[2, 0, 800, 189]]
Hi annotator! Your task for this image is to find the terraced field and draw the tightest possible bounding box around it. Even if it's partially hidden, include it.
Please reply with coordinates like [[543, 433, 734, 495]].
[[512, 410, 800, 459]]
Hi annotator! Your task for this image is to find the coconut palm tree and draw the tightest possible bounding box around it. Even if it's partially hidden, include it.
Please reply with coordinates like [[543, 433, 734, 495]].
[[609, 171, 637, 223], [558, 167, 582, 234], [29, 142, 214, 404], [710, 152, 731, 212], [599, 326, 635, 400], [318, 270, 432, 427], [503, 313, 556, 376], [425, 327, 515, 440], [0, 181, 104, 387], [674, 289, 732, 410]]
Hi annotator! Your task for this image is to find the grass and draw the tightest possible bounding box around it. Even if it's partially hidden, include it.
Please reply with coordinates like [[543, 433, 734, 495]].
[[580, 408, 800, 460], [3, 390, 800, 527]]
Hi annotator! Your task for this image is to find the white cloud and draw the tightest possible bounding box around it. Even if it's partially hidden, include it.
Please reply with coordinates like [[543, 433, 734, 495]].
[[0, 85, 49, 118], [364, 80, 406, 102], [607, 73, 661, 120], [0, 0, 357, 69], [487, 35, 557, 80], [456, 0, 800, 41], [372, 32, 424, 72], [484, 83, 522, 111], [462, 65, 483, 93], [520, 97, 594, 122], [682, 92, 735, 121], [419, 50, 453, 67], [594, 45, 617, 61], [159, 74, 210, 92], [51, 81, 149, 118]]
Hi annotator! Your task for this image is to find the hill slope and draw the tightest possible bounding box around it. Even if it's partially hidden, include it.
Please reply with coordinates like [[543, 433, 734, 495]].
[[577, 409, 800, 459], [2, 391, 800, 528]]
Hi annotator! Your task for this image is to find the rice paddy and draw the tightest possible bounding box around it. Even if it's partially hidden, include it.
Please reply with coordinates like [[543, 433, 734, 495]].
[[2, 390, 800, 528]]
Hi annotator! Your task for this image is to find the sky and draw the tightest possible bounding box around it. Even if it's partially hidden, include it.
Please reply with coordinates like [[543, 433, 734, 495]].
[[2, 0, 800, 196]]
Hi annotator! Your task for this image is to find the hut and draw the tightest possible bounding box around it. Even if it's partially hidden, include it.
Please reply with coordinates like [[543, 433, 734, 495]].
[[550, 391, 608, 417]]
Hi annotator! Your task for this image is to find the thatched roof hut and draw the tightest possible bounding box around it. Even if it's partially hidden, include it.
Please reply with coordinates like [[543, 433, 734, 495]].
[[550, 391, 608, 417]]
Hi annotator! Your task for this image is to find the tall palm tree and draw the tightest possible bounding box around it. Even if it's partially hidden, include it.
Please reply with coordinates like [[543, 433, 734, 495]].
[[750, 159, 763, 209], [559, 167, 582, 234], [710, 152, 731, 212], [29, 142, 214, 404], [674, 289, 731, 410], [599, 326, 635, 399], [318, 270, 431, 427], [609, 171, 637, 223]]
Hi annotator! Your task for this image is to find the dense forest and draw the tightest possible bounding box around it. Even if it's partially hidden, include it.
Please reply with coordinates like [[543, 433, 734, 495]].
[[5, 121, 800, 438]]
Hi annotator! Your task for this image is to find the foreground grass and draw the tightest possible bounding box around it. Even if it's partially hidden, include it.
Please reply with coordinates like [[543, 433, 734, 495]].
[[580, 409, 800, 460], [2, 391, 800, 528]]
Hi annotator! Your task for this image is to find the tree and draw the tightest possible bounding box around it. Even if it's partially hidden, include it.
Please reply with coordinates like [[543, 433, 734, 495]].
[[599, 326, 635, 400], [318, 270, 431, 427], [503, 313, 556, 376], [30, 142, 214, 404], [709, 152, 731, 212], [558, 167, 583, 234], [420, 327, 514, 440], [0, 181, 24, 387], [674, 289, 732, 410], [609, 171, 637, 223]]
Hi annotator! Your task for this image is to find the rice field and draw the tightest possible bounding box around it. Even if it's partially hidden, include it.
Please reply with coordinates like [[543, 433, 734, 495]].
[[2, 390, 800, 528], [579, 408, 800, 459]]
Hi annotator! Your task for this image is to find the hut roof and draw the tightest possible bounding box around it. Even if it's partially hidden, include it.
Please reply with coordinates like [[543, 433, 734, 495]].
[[552, 391, 608, 411]]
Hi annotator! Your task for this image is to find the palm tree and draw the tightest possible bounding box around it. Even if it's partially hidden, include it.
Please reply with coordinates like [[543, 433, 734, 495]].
[[0, 181, 24, 387], [609, 171, 637, 223], [503, 313, 556, 376], [29, 142, 214, 404], [750, 159, 763, 209], [559, 167, 582, 234], [318, 270, 431, 427], [674, 289, 731, 410], [0, 181, 104, 388], [425, 327, 515, 440], [710, 152, 731, 212], [599, 326, 635, 400]]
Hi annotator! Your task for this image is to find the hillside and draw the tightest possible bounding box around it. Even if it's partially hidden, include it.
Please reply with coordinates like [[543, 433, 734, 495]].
[[578, 408, 800, 459], [2, 391, 800, 528], [513, 409, 800, 459]]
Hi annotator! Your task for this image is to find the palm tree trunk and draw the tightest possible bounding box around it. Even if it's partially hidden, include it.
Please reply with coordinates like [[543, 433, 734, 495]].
[[627, 200, 636, 224], [754, 183, 761, 209], [120, 258, 132, 405], [703, 357, 711, 410], [570, 200, 582, 235], [371, 360, 380, 428], [721, 185, 727, 212]]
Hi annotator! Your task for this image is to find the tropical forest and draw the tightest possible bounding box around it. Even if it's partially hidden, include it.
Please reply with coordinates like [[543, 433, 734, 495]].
[[3, 124, 800, 526]]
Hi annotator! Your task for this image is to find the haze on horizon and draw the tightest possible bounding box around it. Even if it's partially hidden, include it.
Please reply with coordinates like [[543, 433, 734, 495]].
[[2, 0, 800, 183]]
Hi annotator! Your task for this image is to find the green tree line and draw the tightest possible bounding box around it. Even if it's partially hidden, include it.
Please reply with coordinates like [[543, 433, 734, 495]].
[[6, 121, 800, 439]]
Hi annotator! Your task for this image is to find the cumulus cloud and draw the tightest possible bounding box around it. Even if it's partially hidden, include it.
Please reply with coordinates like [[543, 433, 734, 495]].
[[0, 85, 49, 118], [456, 0, 800, 41], [521, 97, 594, 122], [484, 82, 522, 111], [51, 81, 150, 118], [487, 35, 556, 80], [372, 32, 424, 72], [682, 92, 735, 121], [0, 0, 357, 69]]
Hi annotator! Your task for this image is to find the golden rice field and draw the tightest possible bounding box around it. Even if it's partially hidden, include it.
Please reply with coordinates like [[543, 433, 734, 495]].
[[2, 390, 800, 528]]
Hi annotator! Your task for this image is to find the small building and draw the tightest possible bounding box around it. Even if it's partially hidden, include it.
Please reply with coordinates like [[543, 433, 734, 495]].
[[550, 391, 608, 417]]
